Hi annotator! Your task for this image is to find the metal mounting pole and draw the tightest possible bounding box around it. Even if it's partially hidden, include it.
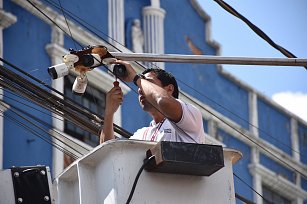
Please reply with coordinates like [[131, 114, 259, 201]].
[[110, 52, 307, 67]]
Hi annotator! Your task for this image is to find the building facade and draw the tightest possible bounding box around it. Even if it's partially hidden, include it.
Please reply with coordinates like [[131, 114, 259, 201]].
[[1, 0, 307, 203]]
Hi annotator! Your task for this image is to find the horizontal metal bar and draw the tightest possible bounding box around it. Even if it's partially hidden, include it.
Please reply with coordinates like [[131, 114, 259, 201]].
[[110, 52, 307, 67]]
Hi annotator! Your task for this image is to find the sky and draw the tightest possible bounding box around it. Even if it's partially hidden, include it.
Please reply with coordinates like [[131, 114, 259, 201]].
[[198, 0, 307, 122]]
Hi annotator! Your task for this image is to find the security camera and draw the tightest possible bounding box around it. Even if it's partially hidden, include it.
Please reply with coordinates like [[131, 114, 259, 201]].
[[48, 63, 70, 80]]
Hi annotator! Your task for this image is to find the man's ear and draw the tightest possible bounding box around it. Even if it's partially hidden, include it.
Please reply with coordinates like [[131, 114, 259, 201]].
[[164, 84, 175, 96]]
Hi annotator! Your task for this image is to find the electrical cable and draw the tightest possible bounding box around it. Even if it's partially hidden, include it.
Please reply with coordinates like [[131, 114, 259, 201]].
[[0, 100, 84, 157], [57, 0, 78, 49], [0, 64, 100, 135], [213, 0, 307, 70], [126, 155, 156, 204], [2, 91, 64, 122], [233, 173, 274, 204], [0, 111, 79, 160], [235, 193, 256, 204], [0, 62, 132, 138], [2, 98, 90, 153]]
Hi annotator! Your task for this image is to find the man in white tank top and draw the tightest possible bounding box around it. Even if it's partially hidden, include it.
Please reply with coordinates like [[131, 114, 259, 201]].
[[100, 60, 205, 144]]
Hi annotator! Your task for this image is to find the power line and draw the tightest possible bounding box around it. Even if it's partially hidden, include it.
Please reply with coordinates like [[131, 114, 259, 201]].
[[213, 0, 307, 70]]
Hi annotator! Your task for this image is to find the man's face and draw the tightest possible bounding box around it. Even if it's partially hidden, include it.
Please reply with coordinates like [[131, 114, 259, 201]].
[[138, 71, 163, 111]]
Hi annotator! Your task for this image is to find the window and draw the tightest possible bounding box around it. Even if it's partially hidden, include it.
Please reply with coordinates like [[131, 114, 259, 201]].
[[64, 75, 106, 147], [262, 185, 291, 204]]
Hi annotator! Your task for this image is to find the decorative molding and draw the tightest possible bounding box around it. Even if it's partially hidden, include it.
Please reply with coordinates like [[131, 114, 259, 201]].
[[0, 9, 17, 29], [108, 0, 125, 46], [249, 163, 307, 201], [185, 35, 203, 55], [190, 0, 221, 55], [291, 118, 300, 162], [143, 4, 165, 69], [249, 91, 259, 137]]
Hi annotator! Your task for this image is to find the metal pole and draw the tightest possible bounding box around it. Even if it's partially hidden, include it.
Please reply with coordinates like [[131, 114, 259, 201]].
[[110, 52, 307, 67]]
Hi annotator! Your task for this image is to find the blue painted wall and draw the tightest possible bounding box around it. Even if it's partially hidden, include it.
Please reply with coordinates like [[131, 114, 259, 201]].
[[3, 2, 53, 169], [217, 129, 253, 202], [51, 0, 108, 43], [257, 98, 292, 155], [162, 0, 249, 129], [260, 154, 295, 183]]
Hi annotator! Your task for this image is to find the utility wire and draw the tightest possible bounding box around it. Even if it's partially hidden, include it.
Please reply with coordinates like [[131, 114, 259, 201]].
[[2, 98, 90, 153], [0, 110, 79, 160], [0, 61, 132, 137], [2, 91, 64, 122], [1, 100, 84, 157], [213, 0, 307, 70], [57, 0, 78, 49], [234, 173, 274, 204]]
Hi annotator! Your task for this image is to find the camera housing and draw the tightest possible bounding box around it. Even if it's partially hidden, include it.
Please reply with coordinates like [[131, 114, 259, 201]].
[[48, 63, 69, 80], [72, 75, 88, 95], [112, 64, 127, 78]]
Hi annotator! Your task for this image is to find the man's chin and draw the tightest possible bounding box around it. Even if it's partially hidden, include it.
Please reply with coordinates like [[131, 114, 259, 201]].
[[140, 101, 151, 111]]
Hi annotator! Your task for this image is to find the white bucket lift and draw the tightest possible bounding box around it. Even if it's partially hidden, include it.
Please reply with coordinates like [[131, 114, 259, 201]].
[[53, 140, 242, 204]]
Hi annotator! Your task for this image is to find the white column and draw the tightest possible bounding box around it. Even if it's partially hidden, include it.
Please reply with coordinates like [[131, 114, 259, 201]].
[[249, 91, 259, 137], [0, 2, 17, 169], [208, 119, 217, 138], [291, 118, 300, 162], [291, 118, 302, 200], [108, 0, 125, 48], [251, 148, 263, 204], [143, 0, 165, 69], [46, 26, 66, 177], [249, 91, 262, 203]]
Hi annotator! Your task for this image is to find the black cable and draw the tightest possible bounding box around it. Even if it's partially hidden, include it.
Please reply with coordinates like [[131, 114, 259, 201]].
[[57, 0, 78, 49], [2, 98, 90, 153], [233, 173, 274, 204], [126, 155, 156, 204], [1, 101, 84, 157], [213, 0, 307, 70], [2, 92, 64, 122], [0, 111, 79, 160], [235, 193, 256, 204], [0, 62, 132, 137], [26, 0, 83, 48]]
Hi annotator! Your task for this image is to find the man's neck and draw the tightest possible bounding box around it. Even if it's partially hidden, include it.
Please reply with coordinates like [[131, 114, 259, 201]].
[[150, 111, 165, 123]]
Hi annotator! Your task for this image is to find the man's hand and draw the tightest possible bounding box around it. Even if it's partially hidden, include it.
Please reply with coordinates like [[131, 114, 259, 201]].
[[100, 85, 123, 144], [105, 86, 123, 116], [112, 60, 137, 82]]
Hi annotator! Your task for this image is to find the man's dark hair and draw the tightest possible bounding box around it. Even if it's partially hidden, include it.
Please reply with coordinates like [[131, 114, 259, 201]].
[[142, 68, 179, 99]]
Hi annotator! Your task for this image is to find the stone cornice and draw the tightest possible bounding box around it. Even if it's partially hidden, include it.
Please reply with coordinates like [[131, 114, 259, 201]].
[[190, 0, 221, 55], [0, 9, 17, 28], [249, 163, 307, 200]]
